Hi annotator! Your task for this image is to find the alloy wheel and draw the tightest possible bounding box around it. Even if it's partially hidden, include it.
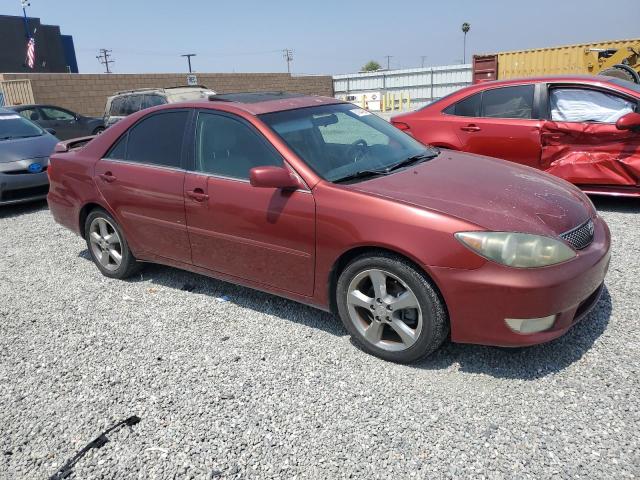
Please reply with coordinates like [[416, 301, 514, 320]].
[[346, 268, 423, 352], [88, 217, 123, 272]]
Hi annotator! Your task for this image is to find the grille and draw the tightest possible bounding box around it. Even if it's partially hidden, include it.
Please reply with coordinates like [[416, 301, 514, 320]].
[[560, 219, 594, 250]]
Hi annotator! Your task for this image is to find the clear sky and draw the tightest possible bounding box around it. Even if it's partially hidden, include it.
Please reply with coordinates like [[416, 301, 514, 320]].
[[5, 0, 639, 75]]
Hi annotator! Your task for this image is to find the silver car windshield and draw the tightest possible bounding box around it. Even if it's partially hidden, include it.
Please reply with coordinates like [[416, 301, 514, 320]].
[[260, 103, 436, 182], [0, 114, 44, 140]]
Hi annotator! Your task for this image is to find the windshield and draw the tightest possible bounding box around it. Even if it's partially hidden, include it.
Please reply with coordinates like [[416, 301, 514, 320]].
[[260, 103, 437, 182], [0, 113, 44, 140]]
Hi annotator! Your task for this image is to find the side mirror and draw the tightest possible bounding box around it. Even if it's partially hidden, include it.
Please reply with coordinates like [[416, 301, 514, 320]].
[[249, 166, 301, 190], [45, 128, 57, 136], [615, 112, 640, 131]]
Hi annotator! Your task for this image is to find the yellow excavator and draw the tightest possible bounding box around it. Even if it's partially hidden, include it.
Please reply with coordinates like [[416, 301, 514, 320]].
[[589, 45, 640, 83]]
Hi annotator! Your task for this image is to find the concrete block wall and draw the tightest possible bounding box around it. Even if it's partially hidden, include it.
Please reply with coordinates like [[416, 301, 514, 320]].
[[0, 72, 334, 117]]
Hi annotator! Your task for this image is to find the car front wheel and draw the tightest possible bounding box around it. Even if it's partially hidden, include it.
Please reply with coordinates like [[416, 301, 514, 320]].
[[84, 209, 141, 279], [336, 252, 448, 363]]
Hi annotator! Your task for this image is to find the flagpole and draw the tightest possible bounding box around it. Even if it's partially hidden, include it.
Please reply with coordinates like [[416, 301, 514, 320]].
[[21, 1, 30, 39]]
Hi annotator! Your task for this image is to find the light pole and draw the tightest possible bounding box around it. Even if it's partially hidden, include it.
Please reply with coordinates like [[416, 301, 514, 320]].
[[20, 0, 31, 39], [462, 22, 471, 64], [181, 54, 196, 73]]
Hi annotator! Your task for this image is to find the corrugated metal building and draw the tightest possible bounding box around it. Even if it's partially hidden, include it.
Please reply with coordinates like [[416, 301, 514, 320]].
[[333, 64, 472, 110]]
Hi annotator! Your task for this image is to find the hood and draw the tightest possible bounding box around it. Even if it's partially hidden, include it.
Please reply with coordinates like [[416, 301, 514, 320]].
[[349, 150, 592, 236], [0, 133, 58, 164]]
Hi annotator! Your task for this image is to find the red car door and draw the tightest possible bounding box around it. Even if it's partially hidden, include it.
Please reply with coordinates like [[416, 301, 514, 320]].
[[445, 84, 544, 169], [540, 84, 640, 188], [95, 110, 192, 263], [184, 111, 316, 296]]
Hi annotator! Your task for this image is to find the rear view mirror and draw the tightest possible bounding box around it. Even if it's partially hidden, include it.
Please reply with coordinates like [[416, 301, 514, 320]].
[[312, 114, 339, 127], [616, 112, 640, 131], [30, 112, 40, 121], [249, 166, 301, 190]]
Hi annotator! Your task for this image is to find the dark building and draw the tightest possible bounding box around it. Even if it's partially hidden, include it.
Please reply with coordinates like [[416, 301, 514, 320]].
[[0, 14, 78, 73]]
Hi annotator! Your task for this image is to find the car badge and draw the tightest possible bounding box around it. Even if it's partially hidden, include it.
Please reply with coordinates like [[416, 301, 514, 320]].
[[28, 162, 43, 174]]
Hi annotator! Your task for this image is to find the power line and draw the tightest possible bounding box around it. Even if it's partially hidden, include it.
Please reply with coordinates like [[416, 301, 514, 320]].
[[96, 48, 114, 73], [282, 48, 293, 74]]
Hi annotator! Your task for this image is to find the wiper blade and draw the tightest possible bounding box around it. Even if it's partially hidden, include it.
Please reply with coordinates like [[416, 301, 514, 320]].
[[333, 150, 439, 184], [385, 151, 439, 173], [333, 169, 389, 183]]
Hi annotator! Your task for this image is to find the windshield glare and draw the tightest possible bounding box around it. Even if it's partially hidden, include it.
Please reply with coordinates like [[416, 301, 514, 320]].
[[260, 103, 435, 182], [0, 114, 44, 140]]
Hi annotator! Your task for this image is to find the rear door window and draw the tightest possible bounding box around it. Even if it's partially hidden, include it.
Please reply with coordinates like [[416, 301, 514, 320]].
[[125, 95, 143, 115], [106, 111, 189, 168], [481, 85, 534, 119], [550, 88, 635, 123], [444, 93, 481, 117], [142, 94, 166, 109]]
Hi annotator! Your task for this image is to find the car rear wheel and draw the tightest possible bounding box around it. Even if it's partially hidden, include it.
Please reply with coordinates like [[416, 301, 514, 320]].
[[92, 126, 105, 135], [336, 252, 449, 363], [84, 209, 141, 279]]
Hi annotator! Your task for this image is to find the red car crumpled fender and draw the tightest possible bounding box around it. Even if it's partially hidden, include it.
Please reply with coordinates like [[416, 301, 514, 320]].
[[540, 121, 640, 187]]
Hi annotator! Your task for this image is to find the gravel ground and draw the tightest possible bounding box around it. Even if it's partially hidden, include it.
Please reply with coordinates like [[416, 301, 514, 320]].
[[0, 198, 638, 479]]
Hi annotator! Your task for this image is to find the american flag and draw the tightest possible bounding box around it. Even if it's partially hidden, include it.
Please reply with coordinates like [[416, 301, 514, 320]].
[[26, 37, 35, 69]]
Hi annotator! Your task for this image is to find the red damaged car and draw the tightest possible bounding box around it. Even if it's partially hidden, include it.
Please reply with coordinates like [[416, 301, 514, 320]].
[[392, 76, 640, 197], [48, 93, 610, 363]]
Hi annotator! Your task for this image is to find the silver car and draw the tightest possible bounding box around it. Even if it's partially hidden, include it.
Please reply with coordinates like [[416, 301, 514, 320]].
[[0, 108, 58, 206], [103, 86, 216, 128]]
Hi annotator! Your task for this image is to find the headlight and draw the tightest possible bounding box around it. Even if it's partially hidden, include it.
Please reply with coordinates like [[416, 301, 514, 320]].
[[455, 231, 576, 268]]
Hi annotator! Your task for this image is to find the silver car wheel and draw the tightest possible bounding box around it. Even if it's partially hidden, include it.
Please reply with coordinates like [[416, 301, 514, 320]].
[[89, 217, 123, 272], [346, 268, 423, 352]]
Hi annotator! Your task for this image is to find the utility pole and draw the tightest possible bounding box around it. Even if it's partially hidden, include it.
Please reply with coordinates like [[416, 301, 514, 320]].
[[420, 56, 427, 68], [181, 53, 196, 73], [96, 49, 114, 73], [384, 55, 392, 70], [462, 22, 471, 64], [282, 49, 293, 74]]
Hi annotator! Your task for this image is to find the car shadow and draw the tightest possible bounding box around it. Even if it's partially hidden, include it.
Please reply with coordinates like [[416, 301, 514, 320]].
[[77, 251, 612, 379], [76, 252, 346, 337], [591, 195, 640, 214], [0, 199, 48, 219]]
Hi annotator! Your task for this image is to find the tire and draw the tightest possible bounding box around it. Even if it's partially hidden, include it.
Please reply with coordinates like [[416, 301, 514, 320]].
[[92, 126, 105, 136], [84, 209, 141, 279], [336, 252, 449, 363], [599, 67, 637, 83]]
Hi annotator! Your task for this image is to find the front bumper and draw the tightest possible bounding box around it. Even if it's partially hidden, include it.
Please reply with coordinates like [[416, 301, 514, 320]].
[[431, 216, 611, 347], [0, 159, 50, 206]]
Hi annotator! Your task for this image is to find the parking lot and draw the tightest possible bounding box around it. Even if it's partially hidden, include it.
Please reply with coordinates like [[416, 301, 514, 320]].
[[0, 198, 637, 479]]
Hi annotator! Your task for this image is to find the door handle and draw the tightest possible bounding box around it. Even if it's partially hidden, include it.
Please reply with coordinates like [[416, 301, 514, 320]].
[[99, 172, 116, 183], [460, 124, 481, 132], [186, 189, 209, 202]]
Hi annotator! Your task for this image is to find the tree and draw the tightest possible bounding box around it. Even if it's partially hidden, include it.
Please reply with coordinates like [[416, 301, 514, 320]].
[[362, 60, 381, 72]]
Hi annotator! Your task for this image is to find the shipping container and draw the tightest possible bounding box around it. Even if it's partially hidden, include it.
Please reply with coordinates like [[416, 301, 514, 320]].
[[473, 38, 640, 83]]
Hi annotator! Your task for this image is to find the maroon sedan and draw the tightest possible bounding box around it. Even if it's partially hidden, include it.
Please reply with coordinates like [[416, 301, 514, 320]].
[[48, 93, 610, 363], [392, 76, 640, 197]]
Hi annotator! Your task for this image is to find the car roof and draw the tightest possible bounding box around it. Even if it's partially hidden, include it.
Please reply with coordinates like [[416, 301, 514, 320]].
[[112, 85, 212, 96], [204, 91, 344, 115], [465, 75, 626, 91]]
